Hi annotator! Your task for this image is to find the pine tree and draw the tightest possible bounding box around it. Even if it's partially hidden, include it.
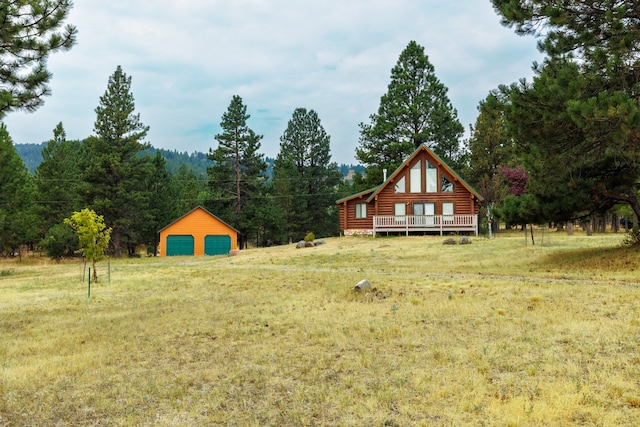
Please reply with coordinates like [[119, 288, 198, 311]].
[[83, 66, 151, 257], [0, 124, 38, 255], [172, 164, 208, 216], [464, 94, 517, 232], [356, 41, 464, 186], [143, 151, 177, 255], [34, 122, 84, 232], [207, 95, 266, 248], [465, 95, 515, 195], [274, 108, 342, 241], [0, 1, 76, 118]]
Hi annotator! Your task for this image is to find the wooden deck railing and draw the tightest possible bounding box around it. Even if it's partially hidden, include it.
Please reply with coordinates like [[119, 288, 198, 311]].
[[373, 215, 478, 236]]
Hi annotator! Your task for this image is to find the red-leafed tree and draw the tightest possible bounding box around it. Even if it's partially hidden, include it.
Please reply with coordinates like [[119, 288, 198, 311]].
[[499, 166, 528, 196]]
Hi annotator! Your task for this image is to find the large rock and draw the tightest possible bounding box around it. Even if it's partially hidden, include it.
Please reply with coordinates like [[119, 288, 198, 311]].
[[296, 240, 315, 248], [459, 236, 472, 245], [354, 279, 372, 291], [443, 238, 456, 245]]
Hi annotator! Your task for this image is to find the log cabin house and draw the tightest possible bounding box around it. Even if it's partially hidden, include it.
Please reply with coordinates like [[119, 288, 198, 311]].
[[337, 144, 483, 236]]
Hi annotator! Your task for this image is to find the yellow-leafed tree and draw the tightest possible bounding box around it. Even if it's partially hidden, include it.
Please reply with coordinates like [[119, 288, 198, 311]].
[[64, 209, 112, 282]]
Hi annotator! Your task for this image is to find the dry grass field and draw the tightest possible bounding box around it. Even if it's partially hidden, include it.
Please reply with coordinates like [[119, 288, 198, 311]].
[[1, 231, 639, 426]]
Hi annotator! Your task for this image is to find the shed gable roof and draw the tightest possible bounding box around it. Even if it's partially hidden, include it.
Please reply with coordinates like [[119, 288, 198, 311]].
[[159, 206, 239, 234]]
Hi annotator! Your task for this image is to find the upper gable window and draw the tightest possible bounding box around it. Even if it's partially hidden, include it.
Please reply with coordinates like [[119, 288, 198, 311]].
[[410, 161, 421, 193], [442, 176, 454, 193], [394, 176, 406, 193], [426, 161, 437, 193]]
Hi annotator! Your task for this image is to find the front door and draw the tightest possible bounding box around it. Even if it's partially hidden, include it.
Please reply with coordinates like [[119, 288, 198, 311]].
[[413, 202, 435, 225]]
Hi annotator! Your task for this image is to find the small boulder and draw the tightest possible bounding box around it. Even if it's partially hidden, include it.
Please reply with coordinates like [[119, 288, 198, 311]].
[[313, 240, 326, 246], [354, 279, 372, 291], [459, 236, 472, 245], [296, 240, 307, 249], [443, 238, 456, 245]]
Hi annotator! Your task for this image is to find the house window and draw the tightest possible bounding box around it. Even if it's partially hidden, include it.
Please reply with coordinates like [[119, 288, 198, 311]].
[[426, 161, 437, 193], [394, 176, 405, 193], [442, 176, 454, 192], [410, 161, 421, 193], [443, 202, 454, 224], [355, 203, 367, 219], [394, 203, 406, 224]]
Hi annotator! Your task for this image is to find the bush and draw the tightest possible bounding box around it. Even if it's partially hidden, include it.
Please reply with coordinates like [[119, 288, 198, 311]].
[[622, 226, 640, 247], [40, 223, 79, 260], [304, 231, 315, 242]]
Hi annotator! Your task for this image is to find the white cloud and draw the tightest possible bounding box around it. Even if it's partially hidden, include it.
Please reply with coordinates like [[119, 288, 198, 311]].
[[4, 0, 543, 162]]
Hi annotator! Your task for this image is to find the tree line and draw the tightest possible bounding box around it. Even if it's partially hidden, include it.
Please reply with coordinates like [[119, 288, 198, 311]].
[[1, 65, 356, 257]]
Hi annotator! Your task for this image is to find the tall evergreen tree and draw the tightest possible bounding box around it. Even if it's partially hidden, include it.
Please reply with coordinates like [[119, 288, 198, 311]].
[[465, 95, 515, 194], [172, 164, 208, 216], [356, 41, 464, 186], [274, 108, 342, 241], [207, 95, 266, 248], [0, 124, 38, 255], [0, 1, 76, 118], [34, 122, 84, 233], [143, 151, 177, 255], [464, 94, 516, 229], [83, 65, 151, 257]]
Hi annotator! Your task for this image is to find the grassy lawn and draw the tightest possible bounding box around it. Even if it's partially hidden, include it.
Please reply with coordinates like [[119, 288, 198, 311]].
[[1, 232, 639, 426]]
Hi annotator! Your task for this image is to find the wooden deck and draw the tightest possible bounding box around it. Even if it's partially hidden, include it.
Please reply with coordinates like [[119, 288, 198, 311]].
[[373, 215, 478, 236]]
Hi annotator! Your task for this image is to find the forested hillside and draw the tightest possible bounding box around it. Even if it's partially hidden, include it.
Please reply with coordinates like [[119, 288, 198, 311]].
[[15, 143, 213, 176], [15, 142, 364, 179]]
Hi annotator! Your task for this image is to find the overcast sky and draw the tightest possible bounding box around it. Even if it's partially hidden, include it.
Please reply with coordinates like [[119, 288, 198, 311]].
[[4, 0, 543, 163]]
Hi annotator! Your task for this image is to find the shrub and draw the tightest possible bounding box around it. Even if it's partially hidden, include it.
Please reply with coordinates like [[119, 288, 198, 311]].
[[40, 223, 79, 260], [304, 231, 315, 242], [622, 226, 640, 247]]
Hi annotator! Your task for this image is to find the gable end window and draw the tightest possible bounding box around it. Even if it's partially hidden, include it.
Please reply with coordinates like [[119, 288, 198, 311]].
[[442, 176, 454, 193], [410, 161, 421, 193], [355, 203, 367, 219], [394, 176, 406, 193], [426, 161, 437, 193]]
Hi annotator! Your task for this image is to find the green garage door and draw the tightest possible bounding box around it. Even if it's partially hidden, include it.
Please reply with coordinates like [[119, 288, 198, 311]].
[[166, 235, 194, 256], [204, 235, 231, 256]]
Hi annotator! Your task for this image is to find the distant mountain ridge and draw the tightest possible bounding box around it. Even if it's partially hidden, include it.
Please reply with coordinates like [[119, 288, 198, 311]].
[[14, 142, 364, 179]]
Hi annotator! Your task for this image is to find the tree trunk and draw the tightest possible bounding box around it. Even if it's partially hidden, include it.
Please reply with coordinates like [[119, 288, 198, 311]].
[[628, 196, 640, 223], [567, 221, 574, 235], [92, 259, 98, 282], [529, 224, 535, 245], [580, 221, 593, 236], [112, 228, 121, 257], [612, 213, 620, 233], [235, 142, 242, 224]]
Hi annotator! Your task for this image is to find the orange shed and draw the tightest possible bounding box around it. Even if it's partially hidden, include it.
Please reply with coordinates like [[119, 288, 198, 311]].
[[158, 206, 238, 256]]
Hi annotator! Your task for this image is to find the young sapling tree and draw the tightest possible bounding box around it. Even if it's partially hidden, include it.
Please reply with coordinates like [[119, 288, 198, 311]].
[[64, 209, 112, 282]]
